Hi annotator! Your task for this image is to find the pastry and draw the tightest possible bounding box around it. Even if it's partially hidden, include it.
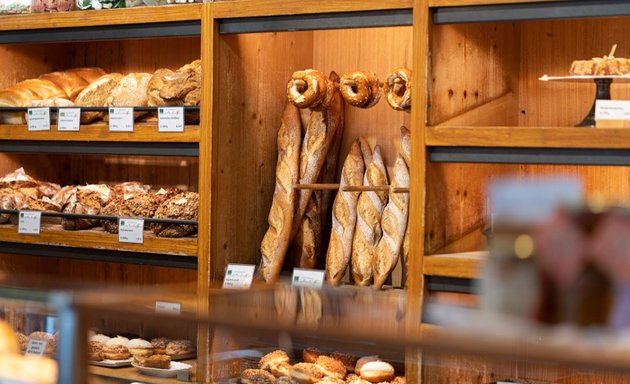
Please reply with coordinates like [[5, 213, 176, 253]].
[[383, 68, 412, 112], [318, 378, 346, 384], [276, 377, 298, 384], [287, 69, 329, 109], [87, 341, 104, 361], [352, 145, 388, 286], [290, 362, 324, 384], [241, 368, 277, 384], [373, 155, 410, 289], [74, 73, 123, 123], [165, 339, 195, 356], [358, 361, 395, 383], [89, 333, 111, 345], [260, 350, 290, 371], [391, 376, 406, 384], [314, 355, 346, 379], [127, 338, 154, 357], [28, 331, 56, 356], [259, 103, 302, 283], [105, 72, 152, 120], [151, 191, 199, 237], [339, 71, 381, 108], [290, 72, 344, 244], [103, 337, 130, 360], [570, 45, 630, 75], [330, 352, 357, 373], [107, 335, 129, 346], [354, 356, 378, 374], [345, 374, 361, 383], [150, 337, 170, 355], [134, 354, 171, 369], [325, 140, 365, 285]]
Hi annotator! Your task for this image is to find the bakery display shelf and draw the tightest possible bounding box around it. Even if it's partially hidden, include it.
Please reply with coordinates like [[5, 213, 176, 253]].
[[0, 5, 201, 43], [0, 223, 197, 258], [432, 0, 630, 24], [89, 359, 196, 384], [423, 251, 485, 279], [0, 209, 198, 226], [0, 139, 198, 156], [293, 183, 410, 193]]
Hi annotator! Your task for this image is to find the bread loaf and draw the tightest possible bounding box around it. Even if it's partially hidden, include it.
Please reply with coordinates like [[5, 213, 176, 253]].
[[74, 73, 123, 123], [147, 68, 181, 107], [352, 145, 388, 286], [65, 67, 107, 85], [39, 67, 106, 100], [325, 140, 365, 285], [148, 60, 201, 123], [400, 127, 411, 286], [373, 154, 410, 289], [61, 184, 111, 230], [290, 72, 344, 244], [259, 103, 302, 283], [291, 193, 322, 269], [0, 79, 65, 124], [105, 72, 152, 121], [151, 191, 199, 238]]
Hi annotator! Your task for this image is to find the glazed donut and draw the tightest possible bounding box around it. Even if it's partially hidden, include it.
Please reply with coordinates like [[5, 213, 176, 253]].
[[384, 67, 412, 112], [339, 71, 381, 108], [287, 69, 329, 109]]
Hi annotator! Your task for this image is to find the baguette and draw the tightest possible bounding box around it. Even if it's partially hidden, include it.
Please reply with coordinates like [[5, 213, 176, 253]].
[[290, 72, 343, 244], [400, 126, 411, 286], [291, 193, 322, 269], [373, 154, 410, 289], [325, 139, 365, 285], [358, 136, 372, 167], [352, 146, 388, 286], [259, 102, 302, 283]]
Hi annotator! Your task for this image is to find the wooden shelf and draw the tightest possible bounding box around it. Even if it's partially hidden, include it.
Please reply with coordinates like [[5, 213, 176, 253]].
[[0, 224, 197, 257], [423, 251, 485, 279], [0, 4, 201, 32], [89, 359, 197, 383], [213, 0, 412, 18], [429, 0, 559, 6], [0, 124, 199, 143]]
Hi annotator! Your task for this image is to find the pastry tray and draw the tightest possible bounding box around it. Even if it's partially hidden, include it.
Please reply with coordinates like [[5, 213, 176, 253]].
[[539, 74, 630, 82], [88, 358, 134, 368]]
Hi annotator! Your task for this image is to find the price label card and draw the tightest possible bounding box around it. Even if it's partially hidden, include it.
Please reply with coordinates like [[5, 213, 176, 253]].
[[118, 218, 144, 244], [155, 301, 181, 315], [595, 99, 630, 120], [292, 268, 325, 289], [57, 108, 81, 131], [158, 107, 185, 132], [27, 107, 50, 131], [222, 264, 255, 289], [108, 107, 134, 132], [18, 210, 41, 235], [25, 339, 47, 356]]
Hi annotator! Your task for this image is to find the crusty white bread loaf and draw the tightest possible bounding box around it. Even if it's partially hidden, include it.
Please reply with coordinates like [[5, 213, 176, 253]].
[[373, 154, 410, 289], [0, 79, 65, 124], [105, 72, 152, 121], [259, 102, 302, 283], [290, 72, 344, 244], [147, 68, 181, 108], [358, 136, 372, 167], [28, 97, 74, 123], [64, 67, 107, 86], [352, 146, 388, 286], [39, 68, 105, 101], [74, 73, 123, 123], [292, 193, 322, 269], [325, 139, 365, 285], [400, 126, 411, 286]]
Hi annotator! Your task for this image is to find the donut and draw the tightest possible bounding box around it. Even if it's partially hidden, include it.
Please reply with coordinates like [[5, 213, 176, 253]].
[[287, 69, 328, 109], [260, 349, 290, 369], [241, 368, 276, 384], [87, 341, 104, 361], [302, 347, 324, 363], [330, 351, 357, 373], [354, 355, 379, 374], [339, 71, 381, 108], [290, 362, 325, 384], [126, 338, 154, 357], [314, 355, 346, 379], [383, 67, 412, 112], [358, 361, 395, 383]]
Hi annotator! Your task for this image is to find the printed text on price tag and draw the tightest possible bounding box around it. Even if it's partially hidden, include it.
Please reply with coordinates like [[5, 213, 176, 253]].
[[118, 218, 144, 244], [292, 268, 325, 289], [222, 264, 255, 289], [18, 211, 41, 235]]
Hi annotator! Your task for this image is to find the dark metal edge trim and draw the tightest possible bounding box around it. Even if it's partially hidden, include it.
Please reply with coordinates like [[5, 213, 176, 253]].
[[0, 140, 199, 157], [0, 241, 198, 269], [426, 275, 476, 294], [433, 0, 630, 24], [0, 20, 201, 44], [430, 146, 630, 166], [219, 9, 413, 35], [0, 209, 198, 225]]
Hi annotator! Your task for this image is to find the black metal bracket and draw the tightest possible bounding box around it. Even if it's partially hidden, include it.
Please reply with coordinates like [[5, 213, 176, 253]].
[[219, 9, 413, 34], [0, 20, 201, 44], [0, 140, 198, 157], [430, 146, 630, 166], [433, 0, 630, 24], [0, 241, 198, 269]]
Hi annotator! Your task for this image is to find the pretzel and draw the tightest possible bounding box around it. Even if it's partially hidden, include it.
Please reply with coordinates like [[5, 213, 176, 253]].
[[287, 69, 329, 109], [339, 71, 381, 108], [384, 67, 412, 112]]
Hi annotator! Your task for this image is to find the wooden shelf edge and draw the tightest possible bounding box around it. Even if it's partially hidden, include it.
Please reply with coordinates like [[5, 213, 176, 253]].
[[0, 224, 197, 257], [0, 4, 202, 32], [423, 251, 485, 279], [89, 359, 197, 383], [0, 124, 200, 143], [429, 0, 558, 7], [213, 0, 413, 18], [426, 126, 630, 149]]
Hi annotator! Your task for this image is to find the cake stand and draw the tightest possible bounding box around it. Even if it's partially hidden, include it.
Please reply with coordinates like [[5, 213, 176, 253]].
[[539, 74, 630, 127]]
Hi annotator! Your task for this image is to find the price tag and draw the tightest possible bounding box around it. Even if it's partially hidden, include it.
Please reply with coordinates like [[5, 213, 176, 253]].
[[158, 107, 185, 132], [595, 99, 630, 121], [155, 301, 181, 314], [25, 339, 47, 356], [222, 264, 255, 289], [118, 218, 144, 244], [27, 107, 50, 131], [292, 268, 325, 289], [18, 210, 41, 235], [57, 108, 81, 131], [108, 107, 134, 132]]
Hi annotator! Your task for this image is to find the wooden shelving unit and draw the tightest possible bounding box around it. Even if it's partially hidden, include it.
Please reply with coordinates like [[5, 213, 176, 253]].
[[423, 252, 485, 279]]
